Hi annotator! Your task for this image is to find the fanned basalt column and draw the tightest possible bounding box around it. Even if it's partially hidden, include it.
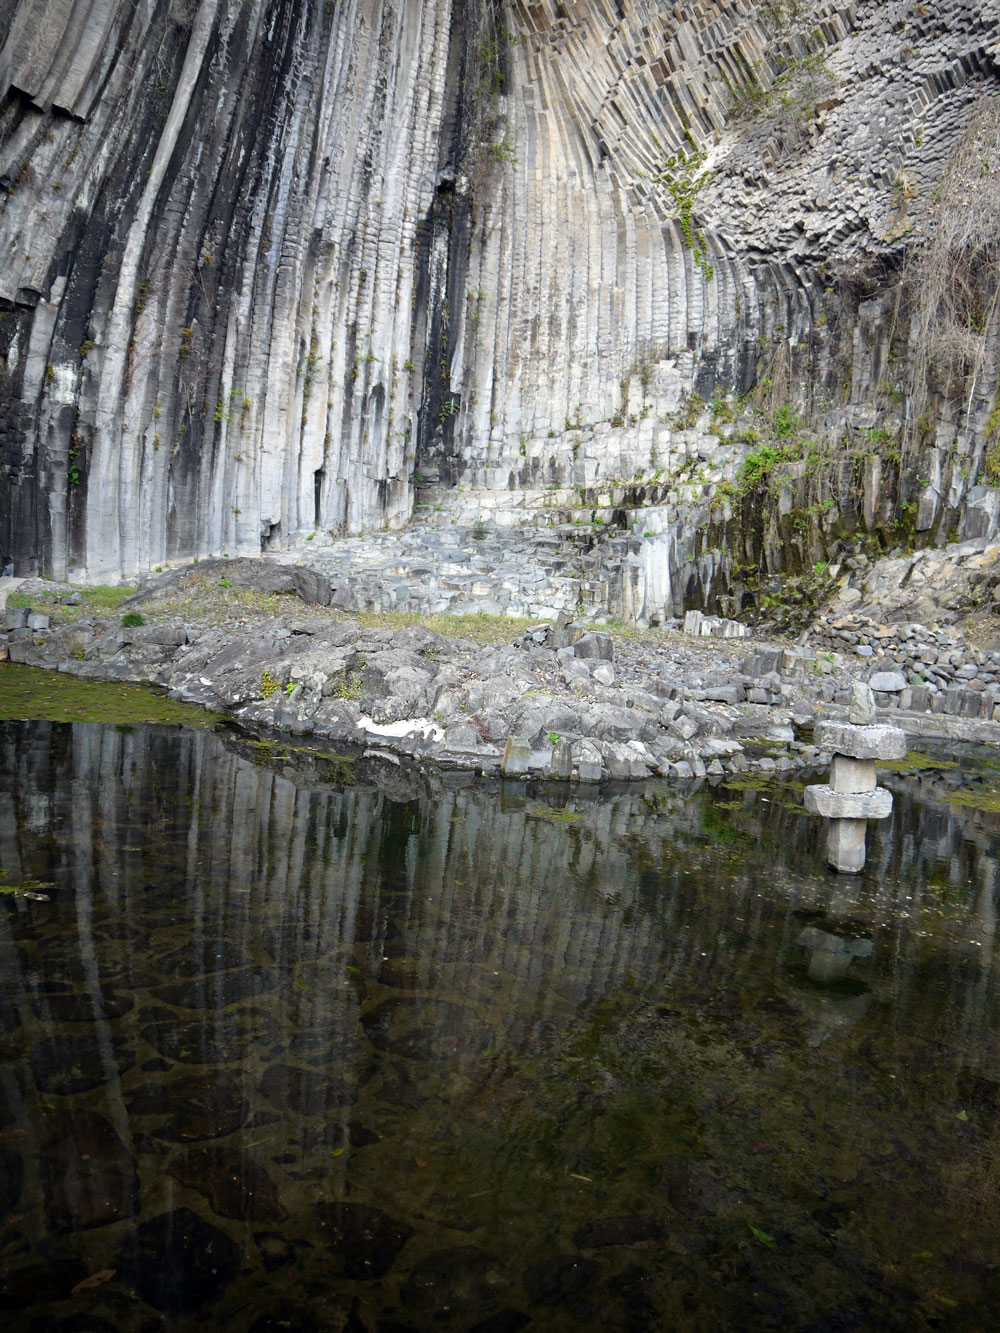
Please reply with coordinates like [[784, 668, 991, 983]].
[[2, 1, 999, 585]]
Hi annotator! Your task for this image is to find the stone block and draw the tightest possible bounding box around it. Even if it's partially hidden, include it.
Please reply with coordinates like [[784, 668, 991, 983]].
[[825, 818, 869, 874], [574, 740, 603, 783], [804, 784, 892, 820], [813, 722, 906, 761], [830, 756, 876, 793], [501, 736, 531, 776], [4, 607, 28, 630], [591, 661, 615, 687], [25, 612, 50, 631]]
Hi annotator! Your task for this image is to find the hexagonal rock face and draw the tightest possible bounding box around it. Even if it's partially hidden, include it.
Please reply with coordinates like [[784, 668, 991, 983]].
[[804, 784, 893, 821], [813, 722, 907, 762]]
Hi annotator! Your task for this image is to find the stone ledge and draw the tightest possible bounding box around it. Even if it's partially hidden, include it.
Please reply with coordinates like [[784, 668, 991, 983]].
[[804, 784, 893, 820], [813, 722, 906, 761]]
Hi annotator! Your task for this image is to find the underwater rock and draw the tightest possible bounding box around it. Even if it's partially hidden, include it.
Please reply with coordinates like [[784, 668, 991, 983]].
[[41, 1110, 138, 1233], [116, 1207, 239, 1315], [127, 1071, 249, 1141], [259, 1064, 357, 1116], [314, 1201, 414, 1279], [152, 966, 285, 1009], [142, 1006, 279, 1063], [523, 1254, 599, 1309], [400, 1246, 507, 1320], [362, 999, 492, 1061], [168, 1144, 286, 1223], [33, 1036, 134, 1095], [573, 1214, 670, 1248], [0, 1146, 23, 1220]]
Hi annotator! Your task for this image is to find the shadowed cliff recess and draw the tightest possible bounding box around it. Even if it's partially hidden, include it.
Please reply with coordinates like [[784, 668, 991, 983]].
[[1, 1, 999, 594]]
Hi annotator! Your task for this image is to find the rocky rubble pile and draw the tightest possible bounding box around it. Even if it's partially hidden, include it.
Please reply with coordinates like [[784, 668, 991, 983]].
[[808, 614, 1000, 721]]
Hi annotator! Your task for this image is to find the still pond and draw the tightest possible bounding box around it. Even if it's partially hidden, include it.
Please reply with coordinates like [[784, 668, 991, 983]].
[[3, 666, 1000, 1329]]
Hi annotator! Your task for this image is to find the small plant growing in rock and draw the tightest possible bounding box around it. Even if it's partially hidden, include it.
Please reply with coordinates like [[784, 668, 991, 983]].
[[259, 669, 281, 698], [120, 612, 145, 628]]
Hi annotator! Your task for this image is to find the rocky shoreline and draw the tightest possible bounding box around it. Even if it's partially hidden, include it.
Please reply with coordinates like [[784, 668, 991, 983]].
[[3, 558, 1000, 784]]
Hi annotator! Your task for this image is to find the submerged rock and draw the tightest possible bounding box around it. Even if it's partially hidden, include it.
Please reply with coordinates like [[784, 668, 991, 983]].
[[116, 1206, 239, 1314], [314, 1201, 414, 1279], [400, 1246, 507, 1320], [41, 1110, 138, 1233], [168, 1144, 286, 1223], [127, 1071, 249, 1141]]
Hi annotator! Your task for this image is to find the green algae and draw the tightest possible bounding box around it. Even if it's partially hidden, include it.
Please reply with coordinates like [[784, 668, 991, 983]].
[[943, 787, 1000, 813], [0, 662, 218, 727]]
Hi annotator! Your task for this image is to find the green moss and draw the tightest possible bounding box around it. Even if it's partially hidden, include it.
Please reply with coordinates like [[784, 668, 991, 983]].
[[0, 663, 217, 726], [879, 751, 960, 772], [944, 789, 1000, 813]]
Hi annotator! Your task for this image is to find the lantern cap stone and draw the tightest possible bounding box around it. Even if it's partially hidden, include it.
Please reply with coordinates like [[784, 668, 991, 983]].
[[813, 721, 907, 761]]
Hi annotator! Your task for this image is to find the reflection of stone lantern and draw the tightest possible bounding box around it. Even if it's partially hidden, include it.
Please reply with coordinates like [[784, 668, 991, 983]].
[[796, 926, 874, 983], [804, 683, 906, 873]]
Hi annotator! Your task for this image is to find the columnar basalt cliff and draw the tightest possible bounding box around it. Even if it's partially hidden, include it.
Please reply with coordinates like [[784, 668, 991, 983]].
[[2, 0, 999, 601]]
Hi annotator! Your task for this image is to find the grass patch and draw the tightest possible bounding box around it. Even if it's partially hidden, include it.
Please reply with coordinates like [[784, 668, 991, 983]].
[[0, 663, 218, 727], [8, 585, 137, 625], [944, 788, 1000, 814], [351, 610, 541, 646]]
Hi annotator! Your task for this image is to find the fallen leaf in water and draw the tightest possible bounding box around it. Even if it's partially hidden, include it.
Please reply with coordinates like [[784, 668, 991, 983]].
[[72, 1269, 116, 1295], [748, 1224, 776, 1247], [957, 1109, 969, 1121], [331, 1147, 345, 1157]]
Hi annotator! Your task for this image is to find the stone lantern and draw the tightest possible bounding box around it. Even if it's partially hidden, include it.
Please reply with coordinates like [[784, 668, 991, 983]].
[[804, 683, 906, 873]]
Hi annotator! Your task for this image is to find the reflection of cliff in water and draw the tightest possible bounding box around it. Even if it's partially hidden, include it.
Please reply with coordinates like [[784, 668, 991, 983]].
[[2, 721, 1000, 1328]]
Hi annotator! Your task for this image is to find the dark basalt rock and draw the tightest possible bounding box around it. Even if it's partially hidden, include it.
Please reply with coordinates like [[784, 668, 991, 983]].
[[314, 1201, 414, 1280], [259, 1063, 357, 1116], [116, 1207, 239, 1315], [30, 988, 133, 1023], [142, 1006, 278, 1063], [40, 1110, 138, 1233], [400, 1246, 507, 1320], [168, 1144, 286, 1223], [33, 1035, 134, 1095], [126, 1071, 249, 1141]]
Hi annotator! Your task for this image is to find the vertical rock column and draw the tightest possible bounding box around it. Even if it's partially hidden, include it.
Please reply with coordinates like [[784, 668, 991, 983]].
[[805, 686, 906, 874]]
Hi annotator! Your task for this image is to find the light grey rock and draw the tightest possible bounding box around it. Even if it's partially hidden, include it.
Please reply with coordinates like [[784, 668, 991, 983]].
[[25, 612, 50, 630], [574, 632, 613, 662], [869, 671, 906, 692], [804, 784, 893, 820], [813, 722, 907, 761], [591, 661, 615, 687], [848, 681, 877, 725]]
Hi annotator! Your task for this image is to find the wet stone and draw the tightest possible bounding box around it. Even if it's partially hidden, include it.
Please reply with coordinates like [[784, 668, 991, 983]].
[[362, 998, 493, 1061], [249, 1302, 365, 1333], [41, 1111, 138, 1233], [126, 1071, 249, 1141], [33, 1036, 134, 1095], [315, 1201, 414, 1279], [401, 1246, 507, 1320], [287, 1027, 360, 1066], [259, 1063, 357, 1115], [168, 1144, 286, 1222], [116, 1206, 239, 1315], [142, 1006, 279, 1063]]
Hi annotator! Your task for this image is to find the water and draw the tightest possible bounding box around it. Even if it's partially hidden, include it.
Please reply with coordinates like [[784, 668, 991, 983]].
[[2, 711, 1000, 1330]]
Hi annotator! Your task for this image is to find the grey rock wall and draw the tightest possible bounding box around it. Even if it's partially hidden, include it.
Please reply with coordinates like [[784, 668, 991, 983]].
[[1, 0, 999, 589]]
